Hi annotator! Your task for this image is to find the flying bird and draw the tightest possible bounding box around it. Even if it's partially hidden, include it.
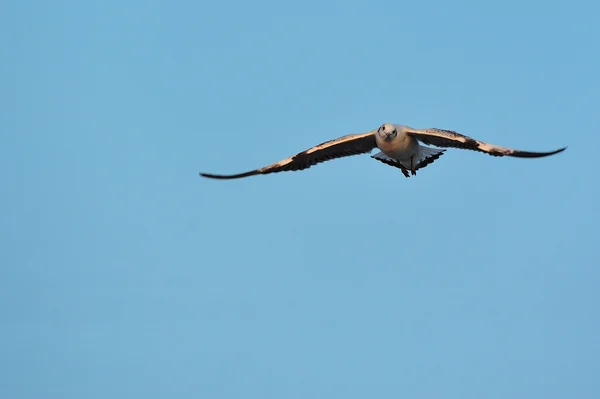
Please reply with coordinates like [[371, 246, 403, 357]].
[[199, 123, 566, 179]]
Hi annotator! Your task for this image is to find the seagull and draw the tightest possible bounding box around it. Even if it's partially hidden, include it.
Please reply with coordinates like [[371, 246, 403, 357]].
[[199, 123, 566, 179]]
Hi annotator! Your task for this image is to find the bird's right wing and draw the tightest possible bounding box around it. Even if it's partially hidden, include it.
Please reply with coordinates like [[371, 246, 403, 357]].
[[200, 131, 377, 180], [406, 128, 567, 158]]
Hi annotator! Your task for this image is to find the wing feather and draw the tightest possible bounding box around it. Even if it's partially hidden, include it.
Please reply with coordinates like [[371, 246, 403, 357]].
[[406, 128, 566, 158], [371, 156, 410, 178], [200, 132, 377, 180]]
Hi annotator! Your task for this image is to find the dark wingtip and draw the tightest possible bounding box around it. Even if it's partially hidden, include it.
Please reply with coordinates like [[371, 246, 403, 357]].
[[544, 146, 568, 156], [512, 146, 568, 158], [199, 170, 260, 180]]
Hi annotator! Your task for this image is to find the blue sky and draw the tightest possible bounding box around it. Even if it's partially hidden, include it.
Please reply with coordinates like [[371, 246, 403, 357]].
[[2, 0, 599, 397]]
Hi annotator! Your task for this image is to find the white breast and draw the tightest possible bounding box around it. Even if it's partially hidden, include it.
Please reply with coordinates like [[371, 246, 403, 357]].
[[376, 131, 420, 161]]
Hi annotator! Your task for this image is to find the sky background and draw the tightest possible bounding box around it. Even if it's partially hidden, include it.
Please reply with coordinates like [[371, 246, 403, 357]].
[[1, 0, 599, 398]]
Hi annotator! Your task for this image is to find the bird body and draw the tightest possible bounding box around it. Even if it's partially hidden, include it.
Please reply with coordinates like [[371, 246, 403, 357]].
[[199, 122, 566, 180], [374, 123, 444, 175], [377, 125, 418, 157]]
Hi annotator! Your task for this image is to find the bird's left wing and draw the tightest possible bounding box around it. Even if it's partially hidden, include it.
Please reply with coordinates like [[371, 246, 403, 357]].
[[200, 131, 377, 179], [406, 128, 566, 158]]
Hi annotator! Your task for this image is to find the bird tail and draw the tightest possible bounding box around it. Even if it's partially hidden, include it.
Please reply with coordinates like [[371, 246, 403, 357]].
[[391, 145, 446, 172], [371, 146, 445, 176], [411, 146, 445, 171], [370, 152, 409, 177]]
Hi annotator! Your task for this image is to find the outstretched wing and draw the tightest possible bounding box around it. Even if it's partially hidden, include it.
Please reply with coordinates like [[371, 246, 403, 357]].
[[406, 128, 567, 158], [200, 131, 377, 180]]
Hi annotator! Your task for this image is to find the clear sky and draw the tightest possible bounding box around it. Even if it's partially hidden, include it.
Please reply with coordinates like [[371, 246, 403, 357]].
[[2, 0, 599, 398]]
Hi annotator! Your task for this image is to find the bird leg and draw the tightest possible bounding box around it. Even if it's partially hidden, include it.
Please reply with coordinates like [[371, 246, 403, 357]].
[[399, 163, 410, 178], [410, 156, 416, 175]]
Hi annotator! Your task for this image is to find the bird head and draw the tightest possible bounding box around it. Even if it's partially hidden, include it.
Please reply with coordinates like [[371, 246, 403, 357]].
[[377, 123, 398, 140]]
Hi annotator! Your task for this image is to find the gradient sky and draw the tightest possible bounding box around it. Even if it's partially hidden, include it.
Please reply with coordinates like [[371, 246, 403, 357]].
[[2, 0, 599, 398]]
